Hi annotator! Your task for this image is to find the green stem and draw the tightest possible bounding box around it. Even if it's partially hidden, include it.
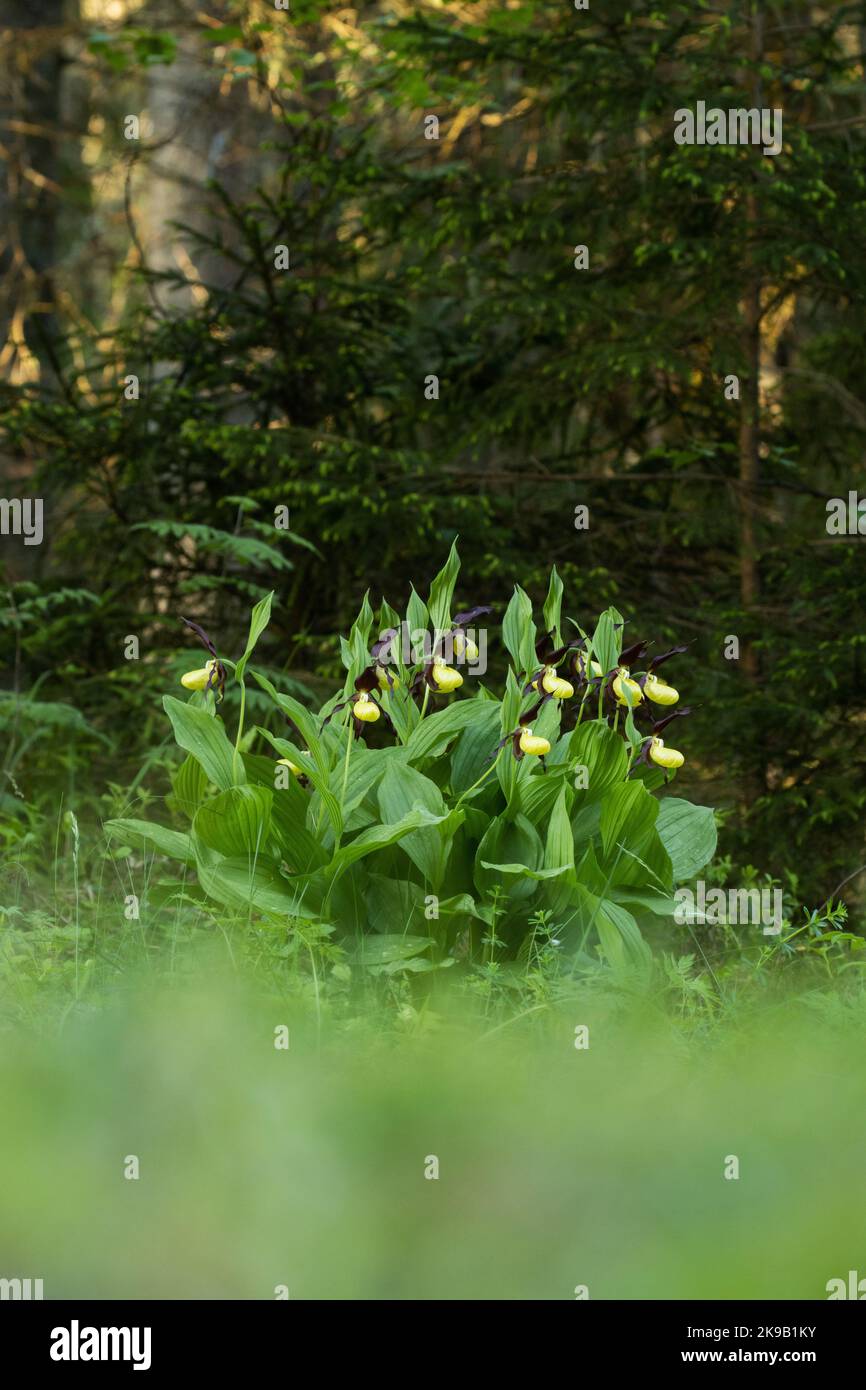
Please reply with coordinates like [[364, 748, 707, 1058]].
[[454, 748, 503, 810], [334, 713, 353, 852], [232, 680, 247, 783]]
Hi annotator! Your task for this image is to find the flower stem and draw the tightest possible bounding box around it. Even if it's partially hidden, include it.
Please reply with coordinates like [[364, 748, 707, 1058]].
[[454, 748, 503, 810], [232, 680, 247, 783]]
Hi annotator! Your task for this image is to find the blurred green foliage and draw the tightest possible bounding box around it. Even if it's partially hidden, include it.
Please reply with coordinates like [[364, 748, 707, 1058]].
[[1, 962, 865, 1298]]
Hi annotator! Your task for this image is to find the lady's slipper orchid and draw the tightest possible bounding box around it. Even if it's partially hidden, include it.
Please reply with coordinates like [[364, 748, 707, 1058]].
[[540, 666, 574, 699], [612, 667, 644, 707], [649, 736, 684, 769], [644, 673, 679, 706], [450, 606, 491, 662], [495, 703, 553, 762], [181, 658, 220, 692], [452, 630, 479, 662], [519, 728, 551, 757], [527, 631, 580, 698], [179, 617, 226, 700], [376, 667, 400, 692], [412, 605, 491, 698], [431, 661, 463, 693], [352, 691, 381, 723], [323, 664, 392, 737]]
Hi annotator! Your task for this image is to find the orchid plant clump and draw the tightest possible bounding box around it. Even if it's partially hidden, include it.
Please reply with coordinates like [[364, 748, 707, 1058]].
[[107, 544, 716, 975]]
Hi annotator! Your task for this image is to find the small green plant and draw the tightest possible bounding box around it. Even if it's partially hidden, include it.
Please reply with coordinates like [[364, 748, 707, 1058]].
[[106, 544, 717, 974]]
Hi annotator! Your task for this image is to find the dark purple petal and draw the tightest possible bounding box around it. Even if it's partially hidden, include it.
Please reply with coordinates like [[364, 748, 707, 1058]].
[[519, 697, 544, 726], [322, 698, 350, 727], [371, 629, 398, 661], [649, 644, 689, 671], [354, 664, 379, 693], [619, 639, 649, 668], [651, 706, 692, 735], [452, 605, 492, 626], [181, 616, 218, 657]]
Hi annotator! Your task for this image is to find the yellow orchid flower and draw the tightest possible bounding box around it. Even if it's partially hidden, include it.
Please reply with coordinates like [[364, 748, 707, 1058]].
[[452, 630, 479, 662], [519, 727, 551, 757], [376, 667, 400, 692], [431, 662, 463, 693], [649, 736, 684, 769], [352, 692, 381, 723], [181, 658, 220, 692], [612, 667, 643, 707], [540, 666, 574, 699], [644, 673, 679, 706]]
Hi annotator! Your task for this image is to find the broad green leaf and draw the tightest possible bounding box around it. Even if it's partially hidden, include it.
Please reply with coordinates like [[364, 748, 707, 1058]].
[[250, 672, 321, 757], [436, 892, 491, 922], [364, 874, 427, 929], [243, 753, 326, 873], [193, 784, 272, 858], [426, 538, 460, 632], [330, 742, 399, 819], [542, 566, 564, 648], [170, 754, 208, 819], [105, 818, 195, 867], [480, 860, 570, 881], [406, 585, 428, 638], [255, 730, 343, 842], [348, 934, 434, 966], [326, 807, 449, 878], [544, 785, 575, 873], [163, 695, 238, 790], [342, 590, 374, 682], [474, 812, 542, 901], [378, 761, 444, 819], [590, 607, 624, 676], [521, 767, 569, 825], [594, 898, 651, 973], [657, 798, 717, 881], [450, 702, 502, 794], [405, 698, 482, 763], [568, 721, 628, 797], [600, 780, 658, 861], [378, 762, 455, 887], [501, 585, 535, 671], [194, 847, 321, 920], [542, 785, 577, 914], [612, 887, 679, 917], [607, 831, 673, 892]]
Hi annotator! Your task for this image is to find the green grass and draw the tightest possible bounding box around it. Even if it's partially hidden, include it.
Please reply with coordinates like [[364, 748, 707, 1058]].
[[2, 805, 865, 1300]]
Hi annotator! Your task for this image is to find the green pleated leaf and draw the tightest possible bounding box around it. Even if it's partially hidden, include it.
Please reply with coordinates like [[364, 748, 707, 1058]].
[[163, 695, 238, 790], [542, 566, 564, 648], [657, 798, 717, 881], [104, 818, 195, 867], [169, 753, 208, 819], [194, 847, 321, 920], [501, 585, 535, 671], [426, 539, 461, 633], [600, 780, 658, 861], [405, 698, 482, 763], [326, 807, 449, 879], [193, 784, 272, 858]]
